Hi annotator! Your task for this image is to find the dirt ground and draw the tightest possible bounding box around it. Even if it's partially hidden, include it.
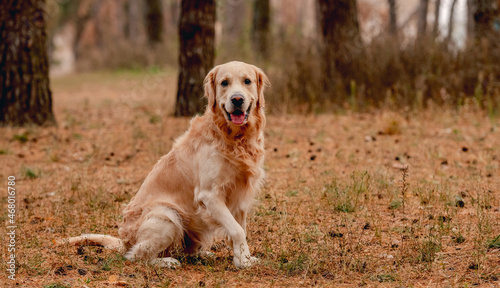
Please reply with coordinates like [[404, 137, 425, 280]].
[[0, 70, 499, 287]]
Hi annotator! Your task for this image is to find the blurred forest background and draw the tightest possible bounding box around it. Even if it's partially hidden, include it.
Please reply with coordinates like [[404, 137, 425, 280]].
[[2, 0, 500, 124], [45, 0, 499, 113], [1, 3, 500, 286]]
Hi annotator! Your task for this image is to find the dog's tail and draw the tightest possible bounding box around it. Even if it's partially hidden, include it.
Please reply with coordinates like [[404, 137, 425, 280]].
[[57, 234, 126, 254]]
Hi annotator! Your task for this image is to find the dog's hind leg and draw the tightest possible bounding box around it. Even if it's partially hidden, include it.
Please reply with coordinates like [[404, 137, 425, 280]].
[[124, 206, 183, 267]]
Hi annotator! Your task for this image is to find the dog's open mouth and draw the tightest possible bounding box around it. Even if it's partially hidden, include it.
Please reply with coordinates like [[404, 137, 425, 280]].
[[226, 104, 251, 125]]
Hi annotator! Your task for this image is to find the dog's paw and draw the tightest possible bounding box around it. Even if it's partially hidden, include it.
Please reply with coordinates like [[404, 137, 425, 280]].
[[150, 257, 181, 268], [124, 251, 136, 261], [233, 255, 260, 269]]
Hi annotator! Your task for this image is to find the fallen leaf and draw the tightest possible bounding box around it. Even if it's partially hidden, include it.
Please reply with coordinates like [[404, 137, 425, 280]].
[[109, 275, 119, 282], [392, 163, 408, 170]]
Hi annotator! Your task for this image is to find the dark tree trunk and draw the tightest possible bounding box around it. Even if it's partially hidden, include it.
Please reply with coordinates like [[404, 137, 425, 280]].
[[175, 0, 215, 117], [447, 0, 458, 41], [472, 0, 496, 40], [252, 0, 270, 60], [317, 0, 362, 97], [417, 0, 429, 40], [0, 0, 56, 126], [388, 0, 398, 37], [145, 0, 164, 45], [433, 0, 441, 38]]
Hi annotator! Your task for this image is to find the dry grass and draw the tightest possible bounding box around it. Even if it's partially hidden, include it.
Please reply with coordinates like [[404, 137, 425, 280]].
[[261, 37, 500, 115], [0, 70, 499, 287]]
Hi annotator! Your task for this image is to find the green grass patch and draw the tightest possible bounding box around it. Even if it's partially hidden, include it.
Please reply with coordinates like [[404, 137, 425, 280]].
[[487, 235, 500, 249], [418, 240, 441, 263], [13, 132, 29, 143], [43, 284, 70, 288], [324, 171, 370, 213], [23, 166, 39, 179], [375, 274, 396, 283], [278, 253, 309, 276], [389, 198, 402, 210]]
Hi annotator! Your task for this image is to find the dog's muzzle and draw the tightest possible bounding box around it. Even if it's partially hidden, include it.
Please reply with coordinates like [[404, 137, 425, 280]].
[[226, 103, 251, 126]]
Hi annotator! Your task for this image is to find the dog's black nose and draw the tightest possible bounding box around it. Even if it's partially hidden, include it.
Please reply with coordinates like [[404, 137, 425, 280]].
[[231, 94, 244, 107]]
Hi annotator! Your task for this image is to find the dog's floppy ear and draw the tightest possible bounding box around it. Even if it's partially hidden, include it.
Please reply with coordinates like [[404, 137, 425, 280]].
[[204, 66, 219, 113], [254, 66, 270, 108]]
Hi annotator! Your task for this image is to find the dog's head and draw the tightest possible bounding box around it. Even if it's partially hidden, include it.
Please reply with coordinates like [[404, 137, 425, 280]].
[[204, 61, 270, 127]]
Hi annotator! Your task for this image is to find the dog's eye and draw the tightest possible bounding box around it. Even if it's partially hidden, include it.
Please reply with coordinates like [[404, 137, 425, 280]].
[[221, 80, 228, 87], [244, 79, 251, 85]]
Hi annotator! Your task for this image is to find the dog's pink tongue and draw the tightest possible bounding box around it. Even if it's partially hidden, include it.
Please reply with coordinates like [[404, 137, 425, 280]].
[[231, 113, 245, 125]]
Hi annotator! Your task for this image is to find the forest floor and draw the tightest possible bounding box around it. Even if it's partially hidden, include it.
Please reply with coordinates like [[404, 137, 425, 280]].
[[0, 69, 499, 287]]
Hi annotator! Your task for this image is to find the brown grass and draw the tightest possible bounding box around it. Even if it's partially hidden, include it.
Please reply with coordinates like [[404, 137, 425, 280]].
[[258, 37, 500, 116], [0, 71, 499, 287]]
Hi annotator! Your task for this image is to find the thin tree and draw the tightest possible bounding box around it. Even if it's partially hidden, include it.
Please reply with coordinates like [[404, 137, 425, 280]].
[[175, 0, 215, 116], [127, 0, 146, 45], [417, 0, 429, 40], [166, 0, 180, 34], [0, 0, 56, 126], [446, 0, 459, 42], [433, 0, 441, 38], [388, 0, 398, 37], [252, 0, 271, 60], [317, 0, 362, 99], [222, 0, 247, 48], [145, 0, 164, 45], [466, 0, 476, 40]]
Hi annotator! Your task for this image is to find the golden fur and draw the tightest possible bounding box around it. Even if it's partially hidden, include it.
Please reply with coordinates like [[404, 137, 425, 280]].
[[62, 61, 270, 268]]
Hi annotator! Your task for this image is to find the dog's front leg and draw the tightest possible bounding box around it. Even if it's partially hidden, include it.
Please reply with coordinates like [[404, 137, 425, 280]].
[[197, 191, 258, 268], [235, 210, 247, 236], [226, 210, 247, 250]]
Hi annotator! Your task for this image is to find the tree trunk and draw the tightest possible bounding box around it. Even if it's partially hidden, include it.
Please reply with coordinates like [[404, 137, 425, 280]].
[[433, 0, 441, 38], [447, 0, 458, 42], [164, 0, 180, 36], [169, 0, 179, 27], [145, 0, 164, 45], [417, 0, 429, 40], [252, 0, 270, 60], [317, 0, 362, 97], [222, 0, 247, 46], [127, 0, 146, 45], [175, 0, 215, 117], [388, 0, 398, 37], [73, 0, 101, 61], [0, 0, 56, 126], [467, 0, 476, 41], [472, 0, 496, 40]]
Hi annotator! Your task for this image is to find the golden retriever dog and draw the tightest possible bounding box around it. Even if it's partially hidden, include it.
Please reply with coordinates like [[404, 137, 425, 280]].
[[62, 61, 270, 269]]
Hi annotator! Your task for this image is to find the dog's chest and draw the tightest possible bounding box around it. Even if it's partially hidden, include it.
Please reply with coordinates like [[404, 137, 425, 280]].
[[221, 156, 263, 186], [218, 154, 264, 202]]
